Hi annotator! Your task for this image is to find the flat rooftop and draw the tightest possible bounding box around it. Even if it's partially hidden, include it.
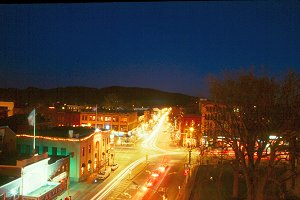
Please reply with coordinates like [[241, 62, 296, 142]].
[[24, 182, 60, 198], [25, 126, 95, 139]]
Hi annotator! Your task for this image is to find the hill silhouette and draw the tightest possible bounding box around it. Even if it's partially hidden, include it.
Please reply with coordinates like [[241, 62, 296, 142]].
[[0, 86, 196, 107]]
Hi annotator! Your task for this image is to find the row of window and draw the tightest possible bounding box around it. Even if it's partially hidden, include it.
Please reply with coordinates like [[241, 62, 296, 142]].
[[82, 138, 109, 157], [17, 144, 67, 156], [205, 106, 226, 113], [81, 115, 127, 122], [204, 114, 227, 121]]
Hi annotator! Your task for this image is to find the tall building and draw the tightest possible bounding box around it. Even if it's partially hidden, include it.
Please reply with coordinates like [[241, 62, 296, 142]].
[[199, 98, 227, 147]]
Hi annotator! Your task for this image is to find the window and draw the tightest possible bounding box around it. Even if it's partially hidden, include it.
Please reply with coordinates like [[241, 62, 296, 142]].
[[82, 147, 85, 156], [89, 115, 95, 121], [105, 116, 111, 122], [26, 145, 31, 154], [43, 146, 48, 153], [112, 125, 118, 131], [120, 125, 127, 131], [88, 145, 91, 154], [112, 117, 118, 122], [61, 148, 66, 156], [35, 146, 39, 154], [17, 144, 21, 153], [52, 147, 57, 156]]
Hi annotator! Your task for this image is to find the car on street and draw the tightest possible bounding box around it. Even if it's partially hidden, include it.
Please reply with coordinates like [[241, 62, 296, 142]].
[[98, 167, 111, 180], [111, 163, 119, 171], [151, 169, 160, 178], [146, 177, 158, 188], [158, 164, 168, 173]]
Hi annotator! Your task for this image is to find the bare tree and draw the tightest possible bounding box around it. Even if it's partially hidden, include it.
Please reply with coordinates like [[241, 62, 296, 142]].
[[207, 70, 300, 200]]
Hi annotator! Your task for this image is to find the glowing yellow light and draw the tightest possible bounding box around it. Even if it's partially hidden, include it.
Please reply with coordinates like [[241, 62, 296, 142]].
[[142, 186, 148, 191]]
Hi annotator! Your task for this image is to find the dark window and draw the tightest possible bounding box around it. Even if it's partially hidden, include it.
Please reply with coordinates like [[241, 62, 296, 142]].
[[43, 146, 48, 153], [82, 147, 85, 156], [35, 146, 39, 154], [61, 148, 66, 156], [17, 144, 21, 153], [88, 145, 91, 154], [52, 147, 57, 155], [26, 145, 31, 154]]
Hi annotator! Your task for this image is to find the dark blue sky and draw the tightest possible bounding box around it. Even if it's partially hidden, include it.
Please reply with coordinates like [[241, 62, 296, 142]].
[[0, 2, 299, 97]]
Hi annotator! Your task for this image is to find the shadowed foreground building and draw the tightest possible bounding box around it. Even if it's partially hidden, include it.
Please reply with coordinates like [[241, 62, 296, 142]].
[[0, 153, 70, 200]]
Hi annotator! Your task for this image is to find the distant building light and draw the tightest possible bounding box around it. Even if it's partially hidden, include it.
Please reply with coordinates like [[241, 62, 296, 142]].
[[269, 135, 278, 140], [48, 106, 55, 109]]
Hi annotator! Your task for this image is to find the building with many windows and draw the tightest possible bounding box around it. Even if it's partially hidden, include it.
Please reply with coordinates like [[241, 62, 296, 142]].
[[180, 114, 201, 147], [16, 127, 111, 182], [80, 111, 138, 133], [199, 98, 228, 147]]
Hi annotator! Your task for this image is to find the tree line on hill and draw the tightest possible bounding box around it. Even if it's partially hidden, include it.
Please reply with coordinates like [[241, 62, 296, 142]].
[[0, 86, 196, 108]]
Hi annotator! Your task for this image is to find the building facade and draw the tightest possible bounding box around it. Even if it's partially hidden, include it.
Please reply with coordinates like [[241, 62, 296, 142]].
[[199, 98, 228, 147], [180, 114, 201, 147], [0, 153, 69, 200], [80, 111, 138, 133], [0, 102, 14, 119], [0, 126, 17, 160], [16, 128, 111, 182]]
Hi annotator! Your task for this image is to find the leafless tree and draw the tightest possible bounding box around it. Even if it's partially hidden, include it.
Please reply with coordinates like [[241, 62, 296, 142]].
[[207, 70, 300, 200]]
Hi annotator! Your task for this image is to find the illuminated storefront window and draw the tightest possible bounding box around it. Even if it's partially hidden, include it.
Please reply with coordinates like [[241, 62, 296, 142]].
[[88, 160, 92, 171], [94, 158, 97, 170], [81, 163, 85, 175]]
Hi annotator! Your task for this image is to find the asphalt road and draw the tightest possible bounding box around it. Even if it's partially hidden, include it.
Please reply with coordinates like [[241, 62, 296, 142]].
[[57, 110, 197, 200], [107, 153, 188, 200]]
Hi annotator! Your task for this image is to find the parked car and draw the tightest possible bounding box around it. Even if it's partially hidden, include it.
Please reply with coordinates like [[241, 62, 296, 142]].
[[98, 167, 111, 180], [111, 163, 119, 171]]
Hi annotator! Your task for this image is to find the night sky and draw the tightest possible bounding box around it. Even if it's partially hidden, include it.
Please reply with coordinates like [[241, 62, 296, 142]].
[[0, 2, 299, 97]]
